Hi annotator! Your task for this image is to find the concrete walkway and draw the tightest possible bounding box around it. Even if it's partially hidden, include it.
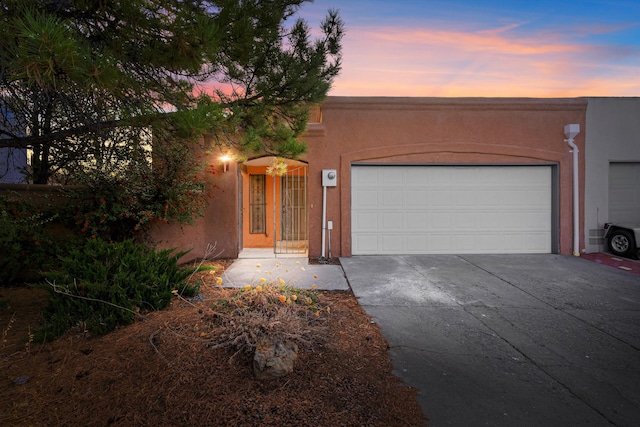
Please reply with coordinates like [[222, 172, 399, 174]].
[[222, 257, 349, 290], [340, 254, 640, 427]]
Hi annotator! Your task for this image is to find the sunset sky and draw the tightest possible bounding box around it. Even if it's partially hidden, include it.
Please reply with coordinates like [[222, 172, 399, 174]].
[[298, 0, 640, 97]]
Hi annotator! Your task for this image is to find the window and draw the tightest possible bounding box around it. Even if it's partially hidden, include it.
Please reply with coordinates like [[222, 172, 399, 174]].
[[250, 174, 266, 233]]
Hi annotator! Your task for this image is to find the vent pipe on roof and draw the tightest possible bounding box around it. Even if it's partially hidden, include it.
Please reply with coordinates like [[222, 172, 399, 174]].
[[564, 124, 581, 257]]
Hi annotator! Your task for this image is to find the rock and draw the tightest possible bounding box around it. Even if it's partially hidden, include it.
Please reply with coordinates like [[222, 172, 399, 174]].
[[252, 338, 298, 380], [13, 375, 29, 386]]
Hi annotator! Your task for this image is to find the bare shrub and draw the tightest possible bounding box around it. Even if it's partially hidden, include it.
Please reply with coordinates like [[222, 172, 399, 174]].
[[204, 283, 330, 360]]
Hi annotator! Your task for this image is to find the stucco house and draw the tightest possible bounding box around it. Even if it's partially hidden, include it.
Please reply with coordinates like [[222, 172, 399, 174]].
[[152, 96, 606, 261], [2, 96, 636, 261], [584, 97, 640, 254]]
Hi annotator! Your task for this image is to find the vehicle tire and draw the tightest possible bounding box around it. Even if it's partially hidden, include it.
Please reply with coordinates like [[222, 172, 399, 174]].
[[607, 229, 636, 257]]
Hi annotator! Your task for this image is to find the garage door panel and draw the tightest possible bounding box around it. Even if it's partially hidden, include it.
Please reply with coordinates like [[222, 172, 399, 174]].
[[609, 163, 640, 224], [453, 234, 477, 251], [352, 212, 378, 231], [407, 235, 428, 251], [454, 190, 477, 206], [381, 235, 403, 252], [501, 234, 526, 251], [430, 190, 453, 206], [406, 190, 428, 207], [478, 189, 507, 205], [610, 163, 638, 184], [381, 190, 402, 206], [475, 234, 502, 251], [353, 235, 378, 254], [352, 165, 552, 254], [379, 168, 403, 185], [610, 188, 635, 200], [474, 212, 500, 228], [526, 233, 550, 251], [353, 189, 379, 208], [500, 212, 527, 228], [428, 234, 452, 252], [526, 189, 551, 205], [525, 211, 551, 228], [453, 212, 476, 228], [504, 190, 531, 206], [353, 167, 379, 186], [405, 168, 429, 184], [455, 168, 480, 184], [381, 212, 403, 230], [431, 212, 452, 228], [407, 212, 429, 230]]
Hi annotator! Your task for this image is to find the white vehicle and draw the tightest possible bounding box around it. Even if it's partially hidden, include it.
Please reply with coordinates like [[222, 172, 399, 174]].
[[603, 223, 640, 258]]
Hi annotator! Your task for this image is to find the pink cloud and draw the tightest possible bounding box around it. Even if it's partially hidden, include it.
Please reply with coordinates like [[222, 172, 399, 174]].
[[373, 25, 581, 55], [327, 22, 640, 97]]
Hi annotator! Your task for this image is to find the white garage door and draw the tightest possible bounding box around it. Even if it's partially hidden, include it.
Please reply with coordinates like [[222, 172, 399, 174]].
[[609, 162, 640, 224], [351, 165, 552, 255]]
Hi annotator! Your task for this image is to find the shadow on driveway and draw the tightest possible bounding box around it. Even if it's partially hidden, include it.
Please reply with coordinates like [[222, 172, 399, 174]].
[[341, 254, 640, 427]]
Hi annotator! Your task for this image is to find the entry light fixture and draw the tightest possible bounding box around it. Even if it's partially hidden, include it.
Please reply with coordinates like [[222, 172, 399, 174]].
[[220, 154, 232, 173]]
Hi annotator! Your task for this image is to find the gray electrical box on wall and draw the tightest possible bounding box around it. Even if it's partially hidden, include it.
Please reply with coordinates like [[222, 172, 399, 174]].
[[322, 169, 337, 187]]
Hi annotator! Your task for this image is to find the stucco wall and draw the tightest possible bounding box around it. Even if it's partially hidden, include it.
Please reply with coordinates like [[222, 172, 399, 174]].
[[304, 97, 587, 257], [150, 155, 239, 262], [0, 161, 240, 264], [584, 97, 640, 253]]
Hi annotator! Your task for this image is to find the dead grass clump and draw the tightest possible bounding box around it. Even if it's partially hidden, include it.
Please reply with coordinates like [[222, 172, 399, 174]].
[[204, 283, 329, 360]]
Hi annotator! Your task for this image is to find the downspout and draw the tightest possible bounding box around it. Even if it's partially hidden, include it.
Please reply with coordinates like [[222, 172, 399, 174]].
[[564, 124, 581, 257]]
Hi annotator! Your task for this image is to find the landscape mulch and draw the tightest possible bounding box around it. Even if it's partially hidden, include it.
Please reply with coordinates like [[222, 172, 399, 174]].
[[1, 261, 427, 426]]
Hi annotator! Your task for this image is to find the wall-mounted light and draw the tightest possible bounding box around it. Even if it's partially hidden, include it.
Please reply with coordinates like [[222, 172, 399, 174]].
[[220, 155, 232, 173]]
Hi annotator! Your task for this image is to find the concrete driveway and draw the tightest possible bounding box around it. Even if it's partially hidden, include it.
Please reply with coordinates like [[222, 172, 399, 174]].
[[340, 255, 640, 427]]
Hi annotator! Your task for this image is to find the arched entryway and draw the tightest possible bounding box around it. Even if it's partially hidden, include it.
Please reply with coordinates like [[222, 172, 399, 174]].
[[239, 156, 308, 257]]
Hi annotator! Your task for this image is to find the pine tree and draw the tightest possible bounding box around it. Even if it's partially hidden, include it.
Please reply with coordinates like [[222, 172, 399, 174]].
[[0, 0, 343, 184]]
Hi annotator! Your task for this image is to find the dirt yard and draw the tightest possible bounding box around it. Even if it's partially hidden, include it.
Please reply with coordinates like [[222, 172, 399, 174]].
[[1, 261, 427, 426]]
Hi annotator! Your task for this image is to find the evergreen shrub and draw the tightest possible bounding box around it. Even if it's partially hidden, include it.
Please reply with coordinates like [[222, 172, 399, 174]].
[[38, 238, 202, 340]]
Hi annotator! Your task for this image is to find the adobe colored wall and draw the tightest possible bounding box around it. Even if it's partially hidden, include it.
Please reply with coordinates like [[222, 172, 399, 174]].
[[150, 152, 239, 262], [303, 97, 588, 257], [0, 162, 240, 264]]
